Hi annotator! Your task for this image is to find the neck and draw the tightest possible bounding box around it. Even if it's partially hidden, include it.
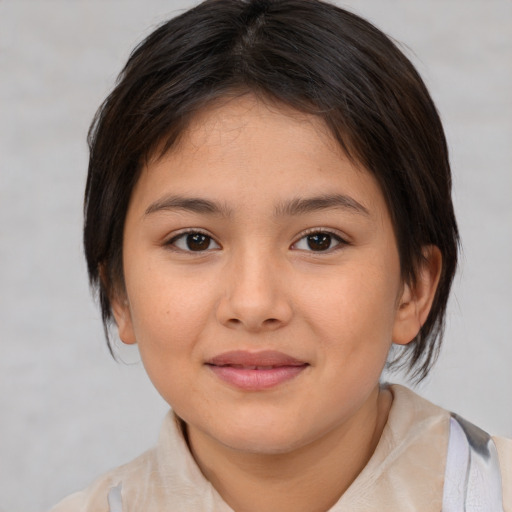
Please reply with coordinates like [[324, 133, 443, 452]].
[[187, 385, 392, 512]]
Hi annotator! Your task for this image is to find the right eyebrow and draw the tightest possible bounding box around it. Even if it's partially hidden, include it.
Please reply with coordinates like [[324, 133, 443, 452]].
[[144, 195, 232, 217]]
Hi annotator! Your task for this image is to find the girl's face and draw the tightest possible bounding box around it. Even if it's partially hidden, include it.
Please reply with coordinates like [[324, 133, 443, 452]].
[[113, 95, 416, 454]]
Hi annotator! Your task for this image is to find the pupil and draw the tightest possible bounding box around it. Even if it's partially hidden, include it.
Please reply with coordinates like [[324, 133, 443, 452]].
[[307, 233, 331, 251], [187, 233, 210, 251]]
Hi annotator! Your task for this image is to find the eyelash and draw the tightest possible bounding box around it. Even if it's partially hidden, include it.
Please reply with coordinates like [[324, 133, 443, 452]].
[[165, 229, 221, 253], [291, 228, 349, 253], [164, 228, 349, 253]]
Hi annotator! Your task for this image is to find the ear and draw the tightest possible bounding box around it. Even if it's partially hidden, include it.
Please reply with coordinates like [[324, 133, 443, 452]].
[[99, 263, 137, 345], [392, 245, 442, 346], [111, 293, 137, 345]]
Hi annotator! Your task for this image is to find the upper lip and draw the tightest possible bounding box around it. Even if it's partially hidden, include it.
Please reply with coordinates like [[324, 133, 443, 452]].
[[206, 350, 308, 368]]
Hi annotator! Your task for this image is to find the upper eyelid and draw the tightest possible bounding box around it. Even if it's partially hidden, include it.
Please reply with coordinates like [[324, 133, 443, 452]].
[[165, 229, 221, 251], [291, 227, 349, 244], [167, 228, 217, 241], [290, 229, 350, 254]]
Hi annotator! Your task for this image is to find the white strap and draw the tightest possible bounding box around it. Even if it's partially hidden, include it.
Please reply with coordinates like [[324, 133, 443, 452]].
[[107, 483, 123, 512], [442, 414, 504, 512]]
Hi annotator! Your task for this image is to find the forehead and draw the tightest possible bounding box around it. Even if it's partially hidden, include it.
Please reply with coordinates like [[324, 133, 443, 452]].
[[179, 94, 336, 152], [133, 94, 389, 222]]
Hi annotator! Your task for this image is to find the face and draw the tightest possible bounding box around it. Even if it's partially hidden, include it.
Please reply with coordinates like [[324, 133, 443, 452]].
[[114, 95, 418, 455]]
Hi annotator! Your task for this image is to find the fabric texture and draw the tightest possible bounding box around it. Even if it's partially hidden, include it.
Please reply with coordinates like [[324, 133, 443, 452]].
[[442, 415, 505, 511], [49, 385, 511, 512]]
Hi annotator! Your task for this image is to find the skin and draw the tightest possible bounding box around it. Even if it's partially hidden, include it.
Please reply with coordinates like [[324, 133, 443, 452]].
[[112, 94, 441, 512]]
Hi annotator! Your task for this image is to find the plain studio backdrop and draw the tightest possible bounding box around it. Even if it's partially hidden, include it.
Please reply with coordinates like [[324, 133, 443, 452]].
[[0, 1, 511, 511]]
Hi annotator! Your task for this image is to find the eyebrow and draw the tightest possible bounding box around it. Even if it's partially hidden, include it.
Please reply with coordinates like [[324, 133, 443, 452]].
[[145, 195, 232, 217], [144, 193, 369, 218], [274, 194, 370, 217]]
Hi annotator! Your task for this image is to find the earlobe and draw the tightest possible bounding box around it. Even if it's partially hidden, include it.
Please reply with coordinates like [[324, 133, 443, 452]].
[[392, 245, 442, 346], [111, 295, 137, 345], [99, 263, 137, 345]]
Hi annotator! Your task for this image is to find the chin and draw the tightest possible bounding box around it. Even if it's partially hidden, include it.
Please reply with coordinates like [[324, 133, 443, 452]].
[[211, 415, 315, 455], [223, 433, 304, 455]]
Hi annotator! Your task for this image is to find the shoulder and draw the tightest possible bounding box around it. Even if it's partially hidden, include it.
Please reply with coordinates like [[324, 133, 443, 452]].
[[388, 384, 511, 511], [387, 383, 450, 433], [494, 436, 512, 511], [47, 411, 225, 512], [48, 448, 157, 512]]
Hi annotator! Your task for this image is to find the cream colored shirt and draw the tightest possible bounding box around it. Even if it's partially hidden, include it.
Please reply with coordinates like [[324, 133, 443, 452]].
[[50, 385, 511, 511]]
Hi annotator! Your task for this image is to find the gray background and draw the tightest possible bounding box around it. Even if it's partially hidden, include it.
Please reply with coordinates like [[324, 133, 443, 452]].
[[0, 1, 511, 511]]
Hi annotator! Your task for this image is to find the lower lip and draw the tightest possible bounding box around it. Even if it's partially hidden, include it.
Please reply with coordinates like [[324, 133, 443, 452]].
[[208, 365, 307, 390]]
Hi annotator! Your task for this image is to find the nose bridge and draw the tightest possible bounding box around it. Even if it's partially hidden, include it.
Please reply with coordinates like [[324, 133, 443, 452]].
[[218, 241, 292, 330]]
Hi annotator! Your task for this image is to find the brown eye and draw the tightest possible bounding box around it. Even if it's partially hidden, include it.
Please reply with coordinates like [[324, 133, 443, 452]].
[[292, 231, 346, 252], [170, 231, 220, 252], [307, 233, 332, 251], [186, 233, 211, 251]]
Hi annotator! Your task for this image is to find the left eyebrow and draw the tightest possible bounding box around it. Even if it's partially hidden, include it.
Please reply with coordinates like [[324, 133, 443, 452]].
[[274, 194, 370, 217]]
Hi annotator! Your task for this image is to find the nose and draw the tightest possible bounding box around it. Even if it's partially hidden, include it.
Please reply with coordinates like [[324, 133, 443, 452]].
[[216, 247, 293, 332]]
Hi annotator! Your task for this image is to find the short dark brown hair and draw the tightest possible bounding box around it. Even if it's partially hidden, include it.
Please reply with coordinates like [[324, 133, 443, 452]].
[[84, 0, 459, 381]]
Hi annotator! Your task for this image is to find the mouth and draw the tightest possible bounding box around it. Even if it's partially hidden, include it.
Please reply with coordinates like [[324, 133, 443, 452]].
[[206, 350, 309, 390]]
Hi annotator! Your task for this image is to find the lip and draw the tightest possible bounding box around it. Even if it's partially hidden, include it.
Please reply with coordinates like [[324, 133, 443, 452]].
[[206, 350, 309, 391]]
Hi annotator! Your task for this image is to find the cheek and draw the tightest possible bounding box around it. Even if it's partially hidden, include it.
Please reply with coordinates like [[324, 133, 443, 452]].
[[300, 261, 400, 371], [124, 269, 213, 405], [124, 258, 215, 354], [307, 264, 399, 332]]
